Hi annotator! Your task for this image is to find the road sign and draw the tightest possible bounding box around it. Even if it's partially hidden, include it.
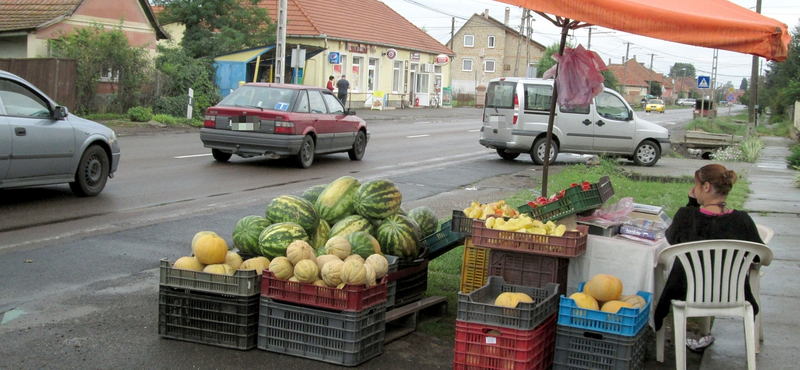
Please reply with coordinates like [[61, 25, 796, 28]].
[[729, 87, 735, 93], [726, 93, 735, 102], [697, 76, 710, 89]]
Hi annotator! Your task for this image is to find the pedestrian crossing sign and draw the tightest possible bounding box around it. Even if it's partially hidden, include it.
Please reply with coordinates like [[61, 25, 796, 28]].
[[697, 76, 710, 89]]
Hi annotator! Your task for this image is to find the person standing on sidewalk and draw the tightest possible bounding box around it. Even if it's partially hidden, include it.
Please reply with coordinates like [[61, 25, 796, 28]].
[[326, 75, 335, 92], [337, 74, 350, 107]]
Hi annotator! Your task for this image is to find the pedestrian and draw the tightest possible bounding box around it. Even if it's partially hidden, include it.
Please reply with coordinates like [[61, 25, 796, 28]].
[[337, 74, 350, 107], [654, 164, 764, 351], [326, 75, 335, 92]]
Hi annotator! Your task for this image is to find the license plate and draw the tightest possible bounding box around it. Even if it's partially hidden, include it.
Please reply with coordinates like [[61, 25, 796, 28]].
[[489, 116, 501, 129], [232, 122, 254, 131]]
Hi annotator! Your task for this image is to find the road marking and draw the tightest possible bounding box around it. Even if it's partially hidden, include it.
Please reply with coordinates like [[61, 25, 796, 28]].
[[407, 134, 430, 138], [661, 122, 677, 125], [468, 129, 481, 132], [174, 153, 212, 158]]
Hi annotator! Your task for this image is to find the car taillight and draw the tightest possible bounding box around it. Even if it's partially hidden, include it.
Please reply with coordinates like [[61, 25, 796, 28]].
[[513, 93, 519, 125], [203, 115, 216, 128], [274, 121, 295, 134]]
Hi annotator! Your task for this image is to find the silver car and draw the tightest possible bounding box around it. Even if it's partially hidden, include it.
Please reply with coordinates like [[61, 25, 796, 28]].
[[0, 70, 120, 196]]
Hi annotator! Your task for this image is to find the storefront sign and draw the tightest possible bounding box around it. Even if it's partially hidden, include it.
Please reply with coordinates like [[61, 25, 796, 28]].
[[347, 42, 368, 54], [385, 48, 397, 60], [435, 54, 450, 65], [410, 52, 421, 61], [329, 52, 341, 64]]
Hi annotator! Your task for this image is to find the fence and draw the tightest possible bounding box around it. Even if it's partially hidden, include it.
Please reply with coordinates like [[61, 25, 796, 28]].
[[0, 58, 77, 112]]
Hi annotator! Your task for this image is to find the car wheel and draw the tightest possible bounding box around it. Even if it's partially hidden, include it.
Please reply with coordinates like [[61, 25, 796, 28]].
[[212, 149, 232, 162], [497, 149, 520, 160], [296, 135, 315, 168], [633, 140, 660, 167], [69, 145, 109, 197], [530, 137, 558, 165], [348, 131, 367, 160]]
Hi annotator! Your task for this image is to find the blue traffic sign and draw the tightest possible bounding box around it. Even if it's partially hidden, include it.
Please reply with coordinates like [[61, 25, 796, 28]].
[[726, 93, 735, 102], [697, 76, 710, 89]]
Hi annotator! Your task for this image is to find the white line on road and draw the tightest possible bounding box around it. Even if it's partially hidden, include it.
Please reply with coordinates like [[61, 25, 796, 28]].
[[174, 153, 212, 159], [407, 134, 430, 138], [468, 129, 481, 132]]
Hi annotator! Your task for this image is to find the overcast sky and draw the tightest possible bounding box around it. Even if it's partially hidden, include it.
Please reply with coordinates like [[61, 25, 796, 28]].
[[381, 0, 799, 87]]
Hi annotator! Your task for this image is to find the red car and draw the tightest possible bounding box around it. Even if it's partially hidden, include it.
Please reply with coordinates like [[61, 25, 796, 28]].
[[200, 83, 369, 168]]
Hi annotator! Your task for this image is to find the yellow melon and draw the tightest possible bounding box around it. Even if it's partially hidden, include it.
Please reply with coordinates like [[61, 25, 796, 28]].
[[316, 254, 340, 271], [620, 294, 647, 309], [224, 251, 243, 270], [363, 263, 377, 286], [268, 257, 294, 280], [194, 234, 228, 265], [344, 254, 365, 264], [340, 260, 367, 285], [203, 263, 235, 275], [365, 254, 389, 278], [321, 259, 344, 287], [191, 231, 218, 254], [325, 236, 351, 260], [569, 292, 599, 310], [293, 259, 320, 283], [286, 240, 316, 265], [584, 274, 623, 302], [312, 279, 327, 287], [239, 256, 270, 274], [494, 292, 520, 308], [514, 292, 534, 304], [601, 300, 635, 314], [173, 256, 205, 272]]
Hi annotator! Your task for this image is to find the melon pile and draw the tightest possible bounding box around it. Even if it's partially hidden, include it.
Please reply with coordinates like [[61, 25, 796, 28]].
[[569, 274, 647, 314], [171, 231, 271, 275]]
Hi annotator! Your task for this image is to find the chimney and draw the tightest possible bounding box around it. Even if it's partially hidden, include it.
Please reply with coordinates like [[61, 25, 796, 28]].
[[484, 9, 489, 18], [504, 7, 510, 26]]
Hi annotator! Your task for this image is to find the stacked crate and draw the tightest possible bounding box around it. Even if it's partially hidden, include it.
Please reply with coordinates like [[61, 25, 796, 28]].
[[157, 258, 262, 350], [454, 277, 560, 370]]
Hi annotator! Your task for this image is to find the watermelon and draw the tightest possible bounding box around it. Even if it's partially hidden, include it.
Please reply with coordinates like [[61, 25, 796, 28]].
[[346, 231, 383, 259], [258, 222, 309, 259], [408, 206, 439, 238], [310, 219, 330, 251], [377, 214, 421, 261], [329, 215, 376, 240], [396, 206, 407, 216], [302, 184, 327, 204], [265, 195, 319, 235], [354, 179, 402, 219], [315, 176, 361, 225], [232, 215, 271, 255]]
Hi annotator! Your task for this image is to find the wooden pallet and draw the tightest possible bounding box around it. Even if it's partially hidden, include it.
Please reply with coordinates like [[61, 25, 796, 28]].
[[384, 296, 448, 344]]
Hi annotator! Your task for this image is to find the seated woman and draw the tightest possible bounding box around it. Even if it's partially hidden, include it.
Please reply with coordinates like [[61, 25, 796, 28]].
[[655, 164, 764, 333]]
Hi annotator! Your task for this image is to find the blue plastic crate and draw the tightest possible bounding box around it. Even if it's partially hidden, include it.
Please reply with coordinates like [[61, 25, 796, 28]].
[[557, 283, 651, 337]]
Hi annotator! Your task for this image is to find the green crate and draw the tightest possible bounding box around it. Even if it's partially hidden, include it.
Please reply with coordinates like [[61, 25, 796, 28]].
[[521, 176, 614, 222], [421, 220, 467, 260]]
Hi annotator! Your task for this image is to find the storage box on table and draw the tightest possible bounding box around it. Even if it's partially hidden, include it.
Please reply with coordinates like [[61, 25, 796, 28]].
[[158, 286, 259, 350], [389, 251, 429, 308], [457, 276, 559, 330], [261, 270, 387, 312], [552, 324, 647, 370], [421, 219, 467, 260], [459, 237, 490, 294], [557, 282, 651, 336], [258, 297, 385, 366], [159, 258, 261, 297], [488, 249, 569, 297], [518, 176, 614, 222], [454, 314, 557, 370], [471, 219, 588, 259]]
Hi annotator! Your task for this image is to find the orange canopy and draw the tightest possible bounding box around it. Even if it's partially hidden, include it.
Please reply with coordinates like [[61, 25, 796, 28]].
[[496, 0, 791, 61]]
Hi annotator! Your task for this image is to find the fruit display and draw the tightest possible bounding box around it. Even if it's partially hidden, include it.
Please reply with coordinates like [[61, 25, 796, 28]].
[[526, 181, 594, 208], [301, 184, 327, 204], [193, 233, 228, 265], [377, 214, 421, 261], [258, 222, 309, 260], [232, 216, 270, 255], [568, 274, 647, 314], [493, 292, 535, 308], [265, 195, 320, 235], [483, 213, 569, 236], [407, 206, 439, 237], [353, 179, 403, 219], [315, 176, 361, 225], [329, 214, 376, 239], [171, 231, 274, 276], [345, 231, 382, 259], [462, 200, 520, 219]]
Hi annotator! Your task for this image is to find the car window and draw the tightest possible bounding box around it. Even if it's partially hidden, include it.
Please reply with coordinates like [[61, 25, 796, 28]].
[[218, 85, 297, 112], [308, 91, 327, 114], [486, 81, 515, 109], [321, 93, 344, 114], [560, 105, 590, 115], [648, 99, 664, 105], [0, 78, 50, 117], [522, 84, 552, 112], [294, 90, 310, 113], [596, 92, 630, 121]]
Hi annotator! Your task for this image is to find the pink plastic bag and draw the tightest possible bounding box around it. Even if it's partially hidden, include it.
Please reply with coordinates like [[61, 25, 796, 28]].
[[591, 197, 634, 221], [542, 44, 607, 110]]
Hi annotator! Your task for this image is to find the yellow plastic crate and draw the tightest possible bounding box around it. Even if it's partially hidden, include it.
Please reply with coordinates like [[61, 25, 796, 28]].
[[459, 237, 490, 294]]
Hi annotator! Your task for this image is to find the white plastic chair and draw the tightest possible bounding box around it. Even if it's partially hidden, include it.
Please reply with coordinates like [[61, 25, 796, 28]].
[[654, 240, 773, 369]]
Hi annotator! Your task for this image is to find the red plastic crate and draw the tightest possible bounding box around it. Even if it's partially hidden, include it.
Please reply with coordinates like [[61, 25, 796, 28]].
[[454, 314, 557, 370], [260, 270, 387, 312], [472, 219, 588, 258], [489, 250, 569, 297]]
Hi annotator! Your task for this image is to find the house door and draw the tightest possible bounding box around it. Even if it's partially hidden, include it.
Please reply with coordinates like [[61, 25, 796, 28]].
[[367, 58, 378, 92], [351, 56, 363, 93]]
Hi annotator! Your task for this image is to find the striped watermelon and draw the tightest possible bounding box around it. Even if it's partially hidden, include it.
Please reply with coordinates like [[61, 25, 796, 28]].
[[377, 214, 421, 261], [310, 219, 330, 251], [408, 206, 439, 238], [315, 176, 361, 225], [329, 215, 376, 240], [233, 215, 271, 255], [265, 195, 319, 235], [346, 231, 383, 259], [354, 179, 402, 219], [302, 184, 327, 204], [258, 222, 309, 259]]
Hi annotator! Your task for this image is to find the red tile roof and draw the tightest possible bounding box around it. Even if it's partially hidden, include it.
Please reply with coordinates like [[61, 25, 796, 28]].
[[259, 0, 453, 55], [607, 58, 673, 89]]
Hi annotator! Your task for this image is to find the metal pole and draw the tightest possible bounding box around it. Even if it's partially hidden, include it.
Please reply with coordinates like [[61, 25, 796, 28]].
[[275, 0, 287, 83], [542, 22, 570, 198], [748, 0, 762, 136]]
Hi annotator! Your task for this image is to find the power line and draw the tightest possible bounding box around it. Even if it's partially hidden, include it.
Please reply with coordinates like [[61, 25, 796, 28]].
[[400, 0, 469, 20]]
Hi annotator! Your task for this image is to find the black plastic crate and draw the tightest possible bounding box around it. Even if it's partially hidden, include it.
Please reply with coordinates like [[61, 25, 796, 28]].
[[158, 286, 259, 350], [391, 258, 428, 308], [258, 297, 385, 366], [489, 249, 569, 297], [552, 324, 647, 370]]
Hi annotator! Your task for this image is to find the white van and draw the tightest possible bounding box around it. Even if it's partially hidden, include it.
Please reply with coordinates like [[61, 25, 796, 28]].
[[479, 77, 670, 167]]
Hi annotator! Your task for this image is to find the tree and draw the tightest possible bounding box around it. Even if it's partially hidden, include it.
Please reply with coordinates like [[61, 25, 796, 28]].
[[740, 78, 749, 92], [763, 22, 800, 119], [154, 45, 220, 118], [669, 63, 696, 78], [154, 0, 276, 59], [601, 70, 618, 91], [648, 81, 663, 97], [536, 43, 560, 78]]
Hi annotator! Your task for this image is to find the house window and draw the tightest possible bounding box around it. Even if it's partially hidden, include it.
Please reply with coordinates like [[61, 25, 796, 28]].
[[464, 35, 474, 47], [462, 58, 473, 71], [392, 61, 403, 93], [484, 59, 496, 73], [367, 58, 378, 92], [488, 35, 496, 48], [98, 69, 119, 82]]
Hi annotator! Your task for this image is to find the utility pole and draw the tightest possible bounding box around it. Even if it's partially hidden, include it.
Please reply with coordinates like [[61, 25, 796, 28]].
[[748, 0, 762, 136], [275, 0, 287, 83], [647, 53, 655, 96], [525, 13, 531, 77], [587, 27, 593, 50], [708, 49, 719, 124], [450, 17, 455, 88], [514, 9, 527, 76], [621, 42, 632, 96]]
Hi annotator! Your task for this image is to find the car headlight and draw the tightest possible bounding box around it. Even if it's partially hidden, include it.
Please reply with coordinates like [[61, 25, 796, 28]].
[[108, 130, 117, 145]]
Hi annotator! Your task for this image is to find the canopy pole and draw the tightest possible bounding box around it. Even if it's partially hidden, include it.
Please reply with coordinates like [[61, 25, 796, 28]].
[[541, 21, 570, 197]]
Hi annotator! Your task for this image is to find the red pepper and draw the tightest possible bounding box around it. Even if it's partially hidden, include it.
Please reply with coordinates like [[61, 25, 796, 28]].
[[581, 181, 592, 191], [570, 183, 579, 188], [527, 201, 537, 208], [558, 189, 566, 198]]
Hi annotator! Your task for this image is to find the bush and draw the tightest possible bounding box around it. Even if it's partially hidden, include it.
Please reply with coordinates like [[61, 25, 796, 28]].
[[788, 143, 800, 168], [152, 114, 178, 125], [738, 137, 764, 163], [154, 95, 190, 117], [127, 106, 153, 122]]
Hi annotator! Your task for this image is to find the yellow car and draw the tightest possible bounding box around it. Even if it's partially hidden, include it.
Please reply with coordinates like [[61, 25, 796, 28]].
[[645, 99, 665, 113]]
